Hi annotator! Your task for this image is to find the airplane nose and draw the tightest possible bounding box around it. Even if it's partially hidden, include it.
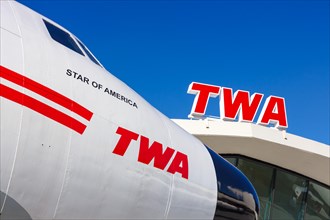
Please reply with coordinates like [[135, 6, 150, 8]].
[[206, 146, 260, 220]]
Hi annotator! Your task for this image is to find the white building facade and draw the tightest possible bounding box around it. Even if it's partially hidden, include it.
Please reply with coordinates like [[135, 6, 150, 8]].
[[173, 119, 330, 220]]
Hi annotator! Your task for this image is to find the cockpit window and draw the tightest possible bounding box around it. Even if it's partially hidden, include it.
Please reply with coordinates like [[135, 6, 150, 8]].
[[43, 19, 84, 56], [76, 39, 102, 67]]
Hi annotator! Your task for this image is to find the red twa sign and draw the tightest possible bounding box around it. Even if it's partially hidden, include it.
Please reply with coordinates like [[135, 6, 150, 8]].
[[188, 82, 288, 130]]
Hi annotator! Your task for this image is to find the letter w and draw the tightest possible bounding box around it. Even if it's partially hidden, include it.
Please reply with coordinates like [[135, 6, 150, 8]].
[[221, 88, 263, 122], [138, 136, 175, 170]]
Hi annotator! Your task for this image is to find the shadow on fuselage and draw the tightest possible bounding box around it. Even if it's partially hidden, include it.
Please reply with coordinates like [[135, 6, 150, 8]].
[[1, 191, 32, 220]]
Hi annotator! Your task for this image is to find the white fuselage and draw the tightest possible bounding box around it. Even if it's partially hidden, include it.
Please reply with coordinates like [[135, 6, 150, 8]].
[[0, 1, 258, 219]]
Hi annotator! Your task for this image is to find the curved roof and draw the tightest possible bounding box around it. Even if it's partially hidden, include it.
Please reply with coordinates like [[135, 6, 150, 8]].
[[172, 118, 330, 186]]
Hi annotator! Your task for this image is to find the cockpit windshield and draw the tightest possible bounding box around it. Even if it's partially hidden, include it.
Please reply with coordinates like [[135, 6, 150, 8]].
[[43, 19, 103, 68], [76, 38, 103, 67]]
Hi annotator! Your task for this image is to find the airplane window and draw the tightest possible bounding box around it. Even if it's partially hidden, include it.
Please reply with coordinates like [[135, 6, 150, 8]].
[[43, 20, 84, 56], [76, 39, 102, 67]]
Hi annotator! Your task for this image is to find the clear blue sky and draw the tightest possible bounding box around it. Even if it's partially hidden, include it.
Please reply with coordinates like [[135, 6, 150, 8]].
[[19, 0, 329, 145]]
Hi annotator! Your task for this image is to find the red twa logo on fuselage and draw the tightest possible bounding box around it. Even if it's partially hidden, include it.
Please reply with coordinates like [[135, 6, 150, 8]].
[[113, 126, 189, 179]]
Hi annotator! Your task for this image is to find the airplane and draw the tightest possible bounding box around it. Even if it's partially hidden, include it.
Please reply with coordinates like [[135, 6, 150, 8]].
[[0, 1, 259, 219]]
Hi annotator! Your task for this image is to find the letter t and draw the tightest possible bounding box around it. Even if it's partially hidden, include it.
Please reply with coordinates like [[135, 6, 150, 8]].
[[112, 127, 139, 156], [187, 82, 221, 118]]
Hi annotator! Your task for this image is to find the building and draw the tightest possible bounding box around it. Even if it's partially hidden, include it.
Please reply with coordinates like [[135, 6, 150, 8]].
[[173, 118, 330, 220]]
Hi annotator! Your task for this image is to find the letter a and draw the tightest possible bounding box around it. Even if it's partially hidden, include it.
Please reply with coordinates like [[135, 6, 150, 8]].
[[257, 96, 288, 129], [167, 152, 189, 179]]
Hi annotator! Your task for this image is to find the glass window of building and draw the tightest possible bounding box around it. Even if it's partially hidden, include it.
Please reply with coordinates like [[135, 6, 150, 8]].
[[222, 154, 330, 220], [270, 170, 308, 220], [305, 181, 330, 220], [236, 158, 274, 219], [224, 157, 237, 166]]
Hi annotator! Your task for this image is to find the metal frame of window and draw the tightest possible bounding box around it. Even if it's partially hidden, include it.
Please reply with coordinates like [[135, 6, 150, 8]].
[[75, 38, 103, 67]]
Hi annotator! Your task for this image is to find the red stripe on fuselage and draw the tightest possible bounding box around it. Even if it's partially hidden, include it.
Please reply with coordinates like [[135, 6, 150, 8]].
[[0, 65, 93, 121], [0, 84, 87, 134]]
